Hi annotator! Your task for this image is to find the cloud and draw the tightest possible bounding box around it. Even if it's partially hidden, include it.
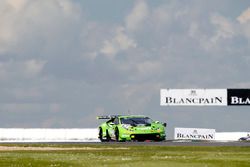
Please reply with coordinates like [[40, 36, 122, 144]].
[[237, 7, 250, 39], [237, 7, 250, 24], [125, 0, 148, 31], [100, 27, 137, 58], [210, 14, 236, 43], [0, 0, 83, 56], [0, 0, 250, 133], [0, 59, 46, 80], [6, 0, 28, 11], [24, 59, 46, 77], [0, 0, 88, 120], [99, 1, 150, 58], [1, 103, 44, 114], [135, 61, 162, 79]]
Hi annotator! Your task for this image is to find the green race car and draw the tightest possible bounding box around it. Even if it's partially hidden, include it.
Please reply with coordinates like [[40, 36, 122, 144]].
[[97, 115, 166, 142]]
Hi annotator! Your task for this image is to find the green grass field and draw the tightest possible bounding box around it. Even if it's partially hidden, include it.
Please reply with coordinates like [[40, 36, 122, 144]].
[[0, 144, 250, 167]]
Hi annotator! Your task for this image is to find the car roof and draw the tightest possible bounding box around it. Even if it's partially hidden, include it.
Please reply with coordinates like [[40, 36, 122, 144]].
[[97, 115, 149, 120], [118, 115, 147, 118]]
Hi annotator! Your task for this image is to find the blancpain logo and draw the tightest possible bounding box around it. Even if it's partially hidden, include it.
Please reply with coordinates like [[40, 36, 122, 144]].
[[231, 97, 250, 104], [166, 89, 224, 104], [175, 128, 216, 140], [161, 89, 227, 106], [189, 90, 197, 96], [176, 133, 214, 140], [165, 97, 223, 104]]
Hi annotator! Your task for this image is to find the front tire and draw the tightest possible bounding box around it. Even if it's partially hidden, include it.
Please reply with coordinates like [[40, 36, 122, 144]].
[[115, 128, 120, 142], [106, 130, 111, 142]]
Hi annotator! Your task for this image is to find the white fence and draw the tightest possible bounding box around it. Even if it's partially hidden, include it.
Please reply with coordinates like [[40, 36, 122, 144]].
[[215, 132, 250, 141], [0, 128, 99, 142], [174, 127, 250, 141], [0, 128, 249, 142]]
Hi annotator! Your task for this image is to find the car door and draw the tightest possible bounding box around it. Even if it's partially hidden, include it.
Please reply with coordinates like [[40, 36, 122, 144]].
[[109, 117, 119, 139], [106, 118, 116, 139]]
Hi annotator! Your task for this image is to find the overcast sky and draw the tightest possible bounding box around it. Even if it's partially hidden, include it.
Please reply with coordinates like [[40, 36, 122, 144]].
[[1, 0, 250, 137]]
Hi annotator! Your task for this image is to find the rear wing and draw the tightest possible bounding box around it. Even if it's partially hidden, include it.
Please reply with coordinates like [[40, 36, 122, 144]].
[[96, 115, 120, 120]]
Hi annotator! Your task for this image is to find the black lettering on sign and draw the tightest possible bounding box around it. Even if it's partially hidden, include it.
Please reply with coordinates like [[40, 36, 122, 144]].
[[227, 89, 250, 105]]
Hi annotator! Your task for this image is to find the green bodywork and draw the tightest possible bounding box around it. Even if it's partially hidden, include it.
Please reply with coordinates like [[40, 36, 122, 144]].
[[97, 115, 166, 142]]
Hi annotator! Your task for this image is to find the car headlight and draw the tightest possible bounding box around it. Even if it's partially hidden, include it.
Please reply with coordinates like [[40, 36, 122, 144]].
[[151, 126, 163, 131]]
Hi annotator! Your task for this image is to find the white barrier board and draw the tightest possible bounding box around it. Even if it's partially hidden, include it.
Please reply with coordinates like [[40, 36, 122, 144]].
[[175, 127, 216, 140], [161, 89, 227, 106], [215, 132, 250, 141], [0, 128, 99, 142]]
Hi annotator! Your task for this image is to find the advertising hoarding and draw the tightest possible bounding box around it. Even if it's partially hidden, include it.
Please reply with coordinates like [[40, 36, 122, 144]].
[[174, 127, 216, 140], [161, 89, 227, 106], [227, 89, 250, 105]]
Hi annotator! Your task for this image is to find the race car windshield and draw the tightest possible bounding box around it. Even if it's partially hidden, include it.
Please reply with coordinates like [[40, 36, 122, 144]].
[[120, 117, 152, 125]]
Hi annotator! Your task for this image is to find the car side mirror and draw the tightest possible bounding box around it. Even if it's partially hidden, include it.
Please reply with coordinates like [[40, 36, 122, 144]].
[[163, 123, 167, 127]]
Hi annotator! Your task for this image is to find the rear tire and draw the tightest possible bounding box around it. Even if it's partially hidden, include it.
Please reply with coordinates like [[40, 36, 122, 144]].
[[99, 128, 105, 142]]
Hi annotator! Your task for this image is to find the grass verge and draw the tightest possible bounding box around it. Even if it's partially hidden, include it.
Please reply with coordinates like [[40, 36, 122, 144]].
[[0, 144, 249, 167]]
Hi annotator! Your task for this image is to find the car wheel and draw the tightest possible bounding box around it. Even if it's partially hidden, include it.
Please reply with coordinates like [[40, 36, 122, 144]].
[[115, 128, 120, 142], [106, 130, 111, 142], [99, 128, 105, 142]]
